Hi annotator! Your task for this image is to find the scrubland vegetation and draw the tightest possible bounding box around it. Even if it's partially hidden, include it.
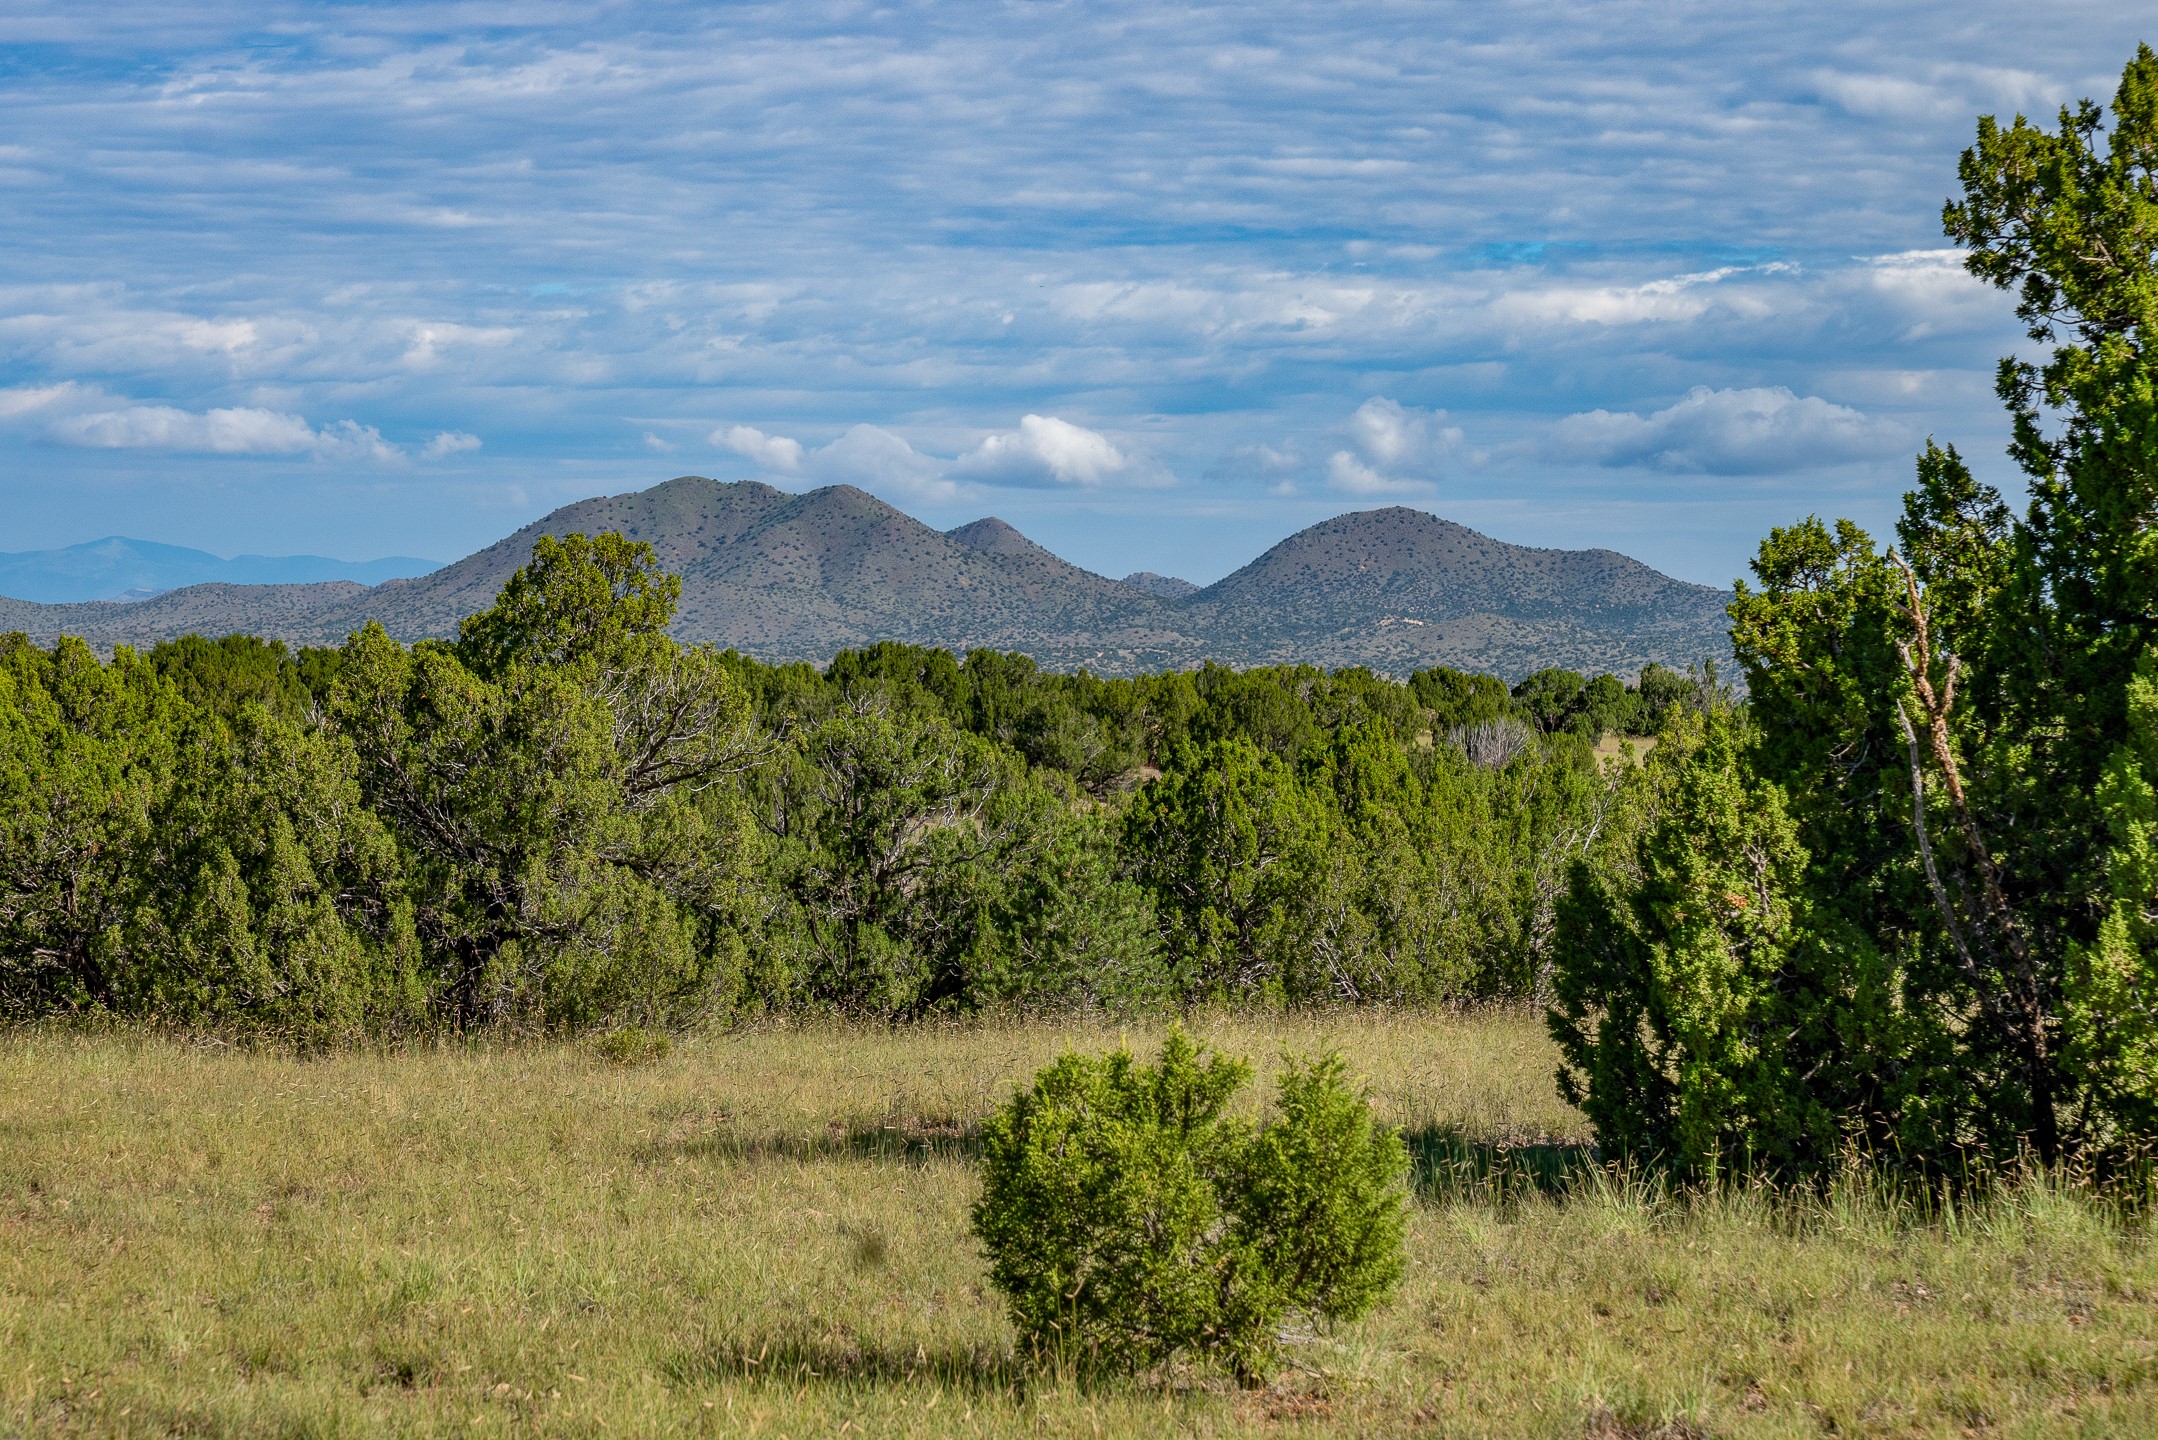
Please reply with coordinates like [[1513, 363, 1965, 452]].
[[7, 1014, 2156, 1438], [0, 529, 1703, 1037], [11, 41, 2158, 1437]]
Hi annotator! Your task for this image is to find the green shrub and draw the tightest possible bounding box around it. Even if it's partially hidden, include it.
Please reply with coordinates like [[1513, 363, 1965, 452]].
[[971, 1027, 1407, 1380], [592, 1025, 673, 1066]]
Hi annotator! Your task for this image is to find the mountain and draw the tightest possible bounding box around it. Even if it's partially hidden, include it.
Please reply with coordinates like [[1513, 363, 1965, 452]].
[[297, 481, 1206, 672], [0, 477, 1732, 678], [0, 537, 437, 604], [1182, 507, 1733, 677], [1120, 571, 1199, 599]]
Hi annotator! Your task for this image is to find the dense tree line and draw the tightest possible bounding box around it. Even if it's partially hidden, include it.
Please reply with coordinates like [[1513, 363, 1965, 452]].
[[0, 533, 1708, 1038], [1550, 47, 2158, 1177]]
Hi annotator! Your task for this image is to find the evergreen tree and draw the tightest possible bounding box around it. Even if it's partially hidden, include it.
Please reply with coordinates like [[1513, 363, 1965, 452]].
[[1553, 47, 2158, 1172]]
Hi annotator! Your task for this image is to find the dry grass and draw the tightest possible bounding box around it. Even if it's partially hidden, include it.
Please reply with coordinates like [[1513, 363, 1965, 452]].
[[2, 1010, 2153, 1437], [1592, 733, 1658, 769]]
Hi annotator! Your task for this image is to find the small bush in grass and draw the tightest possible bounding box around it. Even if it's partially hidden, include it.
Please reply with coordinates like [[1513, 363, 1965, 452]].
[[971, 1026, 1408, 1380], [592, 1026, 672, 1066]]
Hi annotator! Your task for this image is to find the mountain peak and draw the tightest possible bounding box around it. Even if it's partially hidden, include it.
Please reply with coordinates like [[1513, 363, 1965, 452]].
[[946, 517, 1037, 556], [1121, 571, 1199, 599]]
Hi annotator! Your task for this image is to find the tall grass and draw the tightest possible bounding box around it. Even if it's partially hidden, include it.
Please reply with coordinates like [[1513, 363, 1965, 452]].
[[2, 1011, 2153, 1436]]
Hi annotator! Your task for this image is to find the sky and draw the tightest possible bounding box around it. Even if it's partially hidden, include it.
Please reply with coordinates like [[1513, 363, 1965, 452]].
[[0, 3, 2148, 588]]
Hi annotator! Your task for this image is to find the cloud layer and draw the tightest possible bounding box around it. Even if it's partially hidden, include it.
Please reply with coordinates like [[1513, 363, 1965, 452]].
[[1549, 388, 1910, 475], [0, 383, 467, 465], [0, 2, 2144, 578]]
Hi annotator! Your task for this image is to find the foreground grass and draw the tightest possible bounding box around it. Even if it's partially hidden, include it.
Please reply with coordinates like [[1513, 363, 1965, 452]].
[[2, 1011, 2153, 1437]]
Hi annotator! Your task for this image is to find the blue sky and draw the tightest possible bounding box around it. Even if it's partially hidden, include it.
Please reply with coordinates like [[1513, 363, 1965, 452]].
[[0, 2, 2147, 587]]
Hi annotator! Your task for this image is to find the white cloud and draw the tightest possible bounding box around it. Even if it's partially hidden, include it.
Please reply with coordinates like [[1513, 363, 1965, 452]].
[[717, 414, 1138, 503], [174, 318, 258, 353], [0, 0, 2107, 575], [420, 430, 482, 459], [1860, 249, 2000, 339], [951, 414, 1128, 487], [1325, 397, 1460, 495], [717, 420, 953, 503], [0, 381, 92, 419], [1547, 386, 1908, 474], [304, 419, 404, 463], [58, 404, 306, 453], [812, 425, 957, 503], [1494, 264, 1796, 327], [1813, 72, 1961, 121], [1813, 65, 2058, 123], [0, 382, 408, 462], [1327, 453, 1410, 496], [713, 423, 803, 472], [1212, 441, 1302, 480], [402, 322, 518, 369]]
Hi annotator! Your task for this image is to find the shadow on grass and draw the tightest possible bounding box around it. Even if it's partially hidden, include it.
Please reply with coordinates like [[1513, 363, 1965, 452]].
[[1404, 1123, 1596, 1203], [640, 1117, 985, 1168], [666, 1331, 1023, 1396], [647, 1114, 1596, 1207]]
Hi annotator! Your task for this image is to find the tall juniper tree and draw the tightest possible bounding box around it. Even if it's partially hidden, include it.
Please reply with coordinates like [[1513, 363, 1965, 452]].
[[1553, 45, 2158, 1173]]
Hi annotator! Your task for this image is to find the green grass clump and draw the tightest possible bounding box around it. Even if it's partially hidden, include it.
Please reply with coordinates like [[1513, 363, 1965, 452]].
[[591, 1025, 673, 1067], [1, 1009, 2153, 1436]]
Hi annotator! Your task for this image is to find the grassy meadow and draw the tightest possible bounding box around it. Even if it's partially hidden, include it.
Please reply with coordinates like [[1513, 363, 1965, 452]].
[[3, 1011, 2154, 1438]]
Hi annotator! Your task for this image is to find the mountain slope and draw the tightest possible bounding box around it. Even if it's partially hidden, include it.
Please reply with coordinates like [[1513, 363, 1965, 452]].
[[1185, 507, 1731, 676], [287, 479, 1202, 669], [1120, 571, 1199, 599], [0, 583, 375, 652], [0, 537, 437, 603], [0, 479, 1731, 677]]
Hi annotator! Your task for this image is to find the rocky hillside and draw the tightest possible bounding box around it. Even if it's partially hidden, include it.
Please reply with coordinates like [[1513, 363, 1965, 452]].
[[0, 477, 1732, 678], [1185, 506, 1734, 676]]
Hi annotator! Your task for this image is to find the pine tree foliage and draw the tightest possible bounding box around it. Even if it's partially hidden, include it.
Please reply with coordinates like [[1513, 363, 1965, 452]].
[[1552, 47, 2158, 1174], [2, 518, 1708, 1032]]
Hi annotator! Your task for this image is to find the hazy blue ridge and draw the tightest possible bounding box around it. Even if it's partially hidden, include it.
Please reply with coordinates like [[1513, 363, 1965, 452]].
[[0, 538, 439, 604]]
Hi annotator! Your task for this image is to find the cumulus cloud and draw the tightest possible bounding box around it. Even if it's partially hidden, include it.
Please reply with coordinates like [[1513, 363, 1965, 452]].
[[716, 421, 952, 503], [1326, 398, 1461, 496], [716, 414, 1137, 504], [813, 425, 956, 502], [420, 430, 482, 459], [951, 414, 1128, 487], [1547, 387, 1908, 474], [713, 423, 804, 473], [1859, 249, 2002, 339], [1212, 441, 1303, 493]]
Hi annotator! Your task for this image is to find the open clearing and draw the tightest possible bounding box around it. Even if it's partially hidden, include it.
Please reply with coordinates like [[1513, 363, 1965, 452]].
[[3, 1011, 2153, 1437]]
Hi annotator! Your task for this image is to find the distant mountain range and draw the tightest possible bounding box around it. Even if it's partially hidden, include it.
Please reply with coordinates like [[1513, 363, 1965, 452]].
[[0, 537, 438, 604], [0, 477, 1733, 678]]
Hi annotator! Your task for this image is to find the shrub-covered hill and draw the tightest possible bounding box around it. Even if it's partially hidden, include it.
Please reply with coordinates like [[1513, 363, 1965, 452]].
[[0, 477, 1730, 679], [0, 528, 1714, 1039]]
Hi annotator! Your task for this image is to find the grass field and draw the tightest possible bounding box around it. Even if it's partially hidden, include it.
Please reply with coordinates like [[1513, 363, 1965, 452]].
[[3, 1011, 2154, 1438]]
